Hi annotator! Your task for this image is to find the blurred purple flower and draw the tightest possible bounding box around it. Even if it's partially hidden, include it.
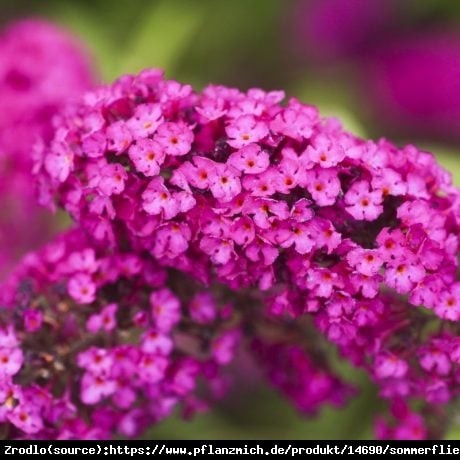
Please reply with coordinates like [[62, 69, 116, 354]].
[[0, 19, 94, 277], [292, 0, 395, 61], [0, 19, 94, 147], [363, 32, 460, 141]]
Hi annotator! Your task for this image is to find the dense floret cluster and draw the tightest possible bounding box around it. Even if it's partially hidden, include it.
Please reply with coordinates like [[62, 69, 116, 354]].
[[23, 68, 460, 439], [0, 229, 236, 438], [0, 228, 351, 438]]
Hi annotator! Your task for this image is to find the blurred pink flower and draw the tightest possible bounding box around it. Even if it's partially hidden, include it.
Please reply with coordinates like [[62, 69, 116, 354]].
[[0, 19, 94, 148], [363, 32, 460, 141], [0, 19, 94, 277], [291, 0, 395, 61]]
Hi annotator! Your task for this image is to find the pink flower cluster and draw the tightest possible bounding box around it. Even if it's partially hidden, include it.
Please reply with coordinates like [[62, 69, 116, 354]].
[[0, 19, 94, 277], [0, 229, 239, 438], [2, 67, 458, 439], [0, 226, 349, 439]]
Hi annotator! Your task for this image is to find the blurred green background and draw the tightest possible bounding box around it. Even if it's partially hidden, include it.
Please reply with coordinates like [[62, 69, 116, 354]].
[[3, 0, 460, 439]]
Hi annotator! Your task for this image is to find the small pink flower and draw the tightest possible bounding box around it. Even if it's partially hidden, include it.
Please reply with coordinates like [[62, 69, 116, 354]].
[[376, 228, 406, 263], [231, 216, 256, 246], [211, 329, 241, 365], [143, 177, 195, 218], [23, 309, 43, 332], [167, 358, 200, 396], [225, 114, 268, 148], [228, 144, 270, 174], [419, 343, 451, 376], [98, 163, 127, 196], [311, 218, 341, 253], [199, 236, 235, 264], [128, 138, 165, 176], [189, 292, 217, 324], [273, 158, 300, 194], [243, 198, 289, 229], [127, 103, 163, 137], [352, 299, 384, 326], [0, 347, 23, 376], [304, 167, 341, 206], [142, 177, 179, 219], [344, 180, 383, 220], [138, 353, 168, 383], [409, 275, 444, 309], [140, 330, 173, 355], [278, 222, 315, 255], [304, 134, 345, 167], [8, 406, 43, 434], [112, 380, 137, 410], [174, 156, 216, 190], [245, 238, 279, 265], [82, 130, 107, 158], [66, 248, 98, 273], [435, 285, 460, 321], [152, 222, 191, 259], [209, 165, 241, 203], [397, 200, 446, 244], [196, 95, 226, 121], [307, 268, 342, 298], [0, 326, 19, 348], [44, 141, 73, 182], [242, 169, 278, 197], [154, 121, 193, 156], [406, 173, 429, 199], [150, 288, 181, 333], [375, 354, 408, 379], [106, 120, 132, 154], [371, 168, 406, 197], [347, 248, 383, 276], [269, 103, 317, 141], [80, 372, 117, 405], [350, 273, 381, 298], [77, 347, 113, 375], [68, 273, 96, 304], [385, 259, 425, 294], [291, 198, 314, 222], [111, 346, 139, 377], [86, 303, 118, 333]]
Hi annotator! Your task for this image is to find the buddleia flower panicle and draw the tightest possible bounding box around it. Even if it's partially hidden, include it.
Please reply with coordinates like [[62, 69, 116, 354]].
[[4, 67, 460, 439]]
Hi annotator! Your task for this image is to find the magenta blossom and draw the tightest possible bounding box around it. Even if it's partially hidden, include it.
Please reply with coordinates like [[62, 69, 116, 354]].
[[363, 32, 460, 141], [17, 68, 460, 439], [0, 229, 245, 439], [0, 227, 347, 439]]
